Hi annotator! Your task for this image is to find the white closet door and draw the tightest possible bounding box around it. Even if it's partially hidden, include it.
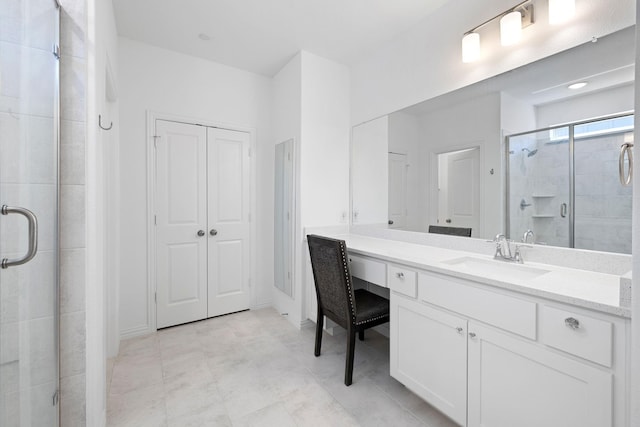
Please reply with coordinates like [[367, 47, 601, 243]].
[[207, 128, 251, 317], [156, 120, 208, 328]]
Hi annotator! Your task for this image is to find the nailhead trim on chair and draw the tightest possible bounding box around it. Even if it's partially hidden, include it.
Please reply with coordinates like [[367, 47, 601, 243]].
[[356, 314, 389, 326], [339, 242, 356, 321]]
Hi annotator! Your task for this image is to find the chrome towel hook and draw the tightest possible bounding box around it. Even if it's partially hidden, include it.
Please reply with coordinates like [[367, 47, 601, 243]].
[[99, 114, 113, 131]]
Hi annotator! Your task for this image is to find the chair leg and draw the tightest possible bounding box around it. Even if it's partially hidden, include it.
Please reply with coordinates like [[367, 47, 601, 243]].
[[314, 307, 324, 357], [345, 328, 357, 386], [358, 329, 365, 341]]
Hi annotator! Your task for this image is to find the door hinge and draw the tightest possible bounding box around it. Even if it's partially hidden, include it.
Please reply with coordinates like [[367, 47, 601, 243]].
[[288, 152, 291, 161], [52, 44, 60, 59], [153, 135, 160, 148], [52, 389, 59, 406], [248, 147, 252, 157], [154, 292, 157, 303], [154, 215, 157, 225], [248, 213, 251, 222]]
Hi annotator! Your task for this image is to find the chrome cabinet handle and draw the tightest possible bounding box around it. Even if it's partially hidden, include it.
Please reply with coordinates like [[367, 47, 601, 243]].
[[197, 230, 205, 237], [456, 327, 464, 335], [468, 332, 476, 339], [1, 205, 38, 269], [396, 272, 404, 279], [565, 317, 580, 329], [619, 142, 633, 186], [210, 229, 218, 236]]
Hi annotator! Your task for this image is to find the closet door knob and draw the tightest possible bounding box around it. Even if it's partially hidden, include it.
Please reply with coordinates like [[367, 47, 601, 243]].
[[210, 229, 218, 236], [197, 230, 205, 237]]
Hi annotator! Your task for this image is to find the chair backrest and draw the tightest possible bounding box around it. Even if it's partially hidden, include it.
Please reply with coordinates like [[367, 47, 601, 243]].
[[307, 235, 356, 328], [428, 225, 472, 237]]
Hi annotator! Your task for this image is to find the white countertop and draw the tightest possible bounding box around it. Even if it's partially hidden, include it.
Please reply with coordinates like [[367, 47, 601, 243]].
[[325, 233, 630, 318]]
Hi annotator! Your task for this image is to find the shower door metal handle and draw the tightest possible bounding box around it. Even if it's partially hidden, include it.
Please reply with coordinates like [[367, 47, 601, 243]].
[[560, 203, 567, 218], [619, 142, 633, 186], [1, 205, 38, 269]]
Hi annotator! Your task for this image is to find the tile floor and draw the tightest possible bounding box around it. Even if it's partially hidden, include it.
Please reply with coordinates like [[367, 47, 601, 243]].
[[107, 308, 458, 427]]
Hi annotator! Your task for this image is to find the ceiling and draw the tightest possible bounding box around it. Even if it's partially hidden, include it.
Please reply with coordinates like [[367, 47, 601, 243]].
[[112, 0, 449, 77]]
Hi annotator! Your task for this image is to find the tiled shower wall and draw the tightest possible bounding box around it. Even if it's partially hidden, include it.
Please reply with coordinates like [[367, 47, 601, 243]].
[[509, 131, 632, 254], [59, 0, 87, 425]]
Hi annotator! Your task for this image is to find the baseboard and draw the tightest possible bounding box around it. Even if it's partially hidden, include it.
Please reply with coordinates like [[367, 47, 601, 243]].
[[120, 325, 153, 341]]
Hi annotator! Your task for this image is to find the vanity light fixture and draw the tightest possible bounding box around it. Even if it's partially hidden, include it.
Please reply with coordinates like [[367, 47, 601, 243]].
[[549, 0, 575, 25], [461, 0, 534, 62]]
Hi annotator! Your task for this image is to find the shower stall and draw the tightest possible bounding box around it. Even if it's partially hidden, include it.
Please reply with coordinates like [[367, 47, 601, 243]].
[[506, 113, 633, 254], [0, 1, 60, 425]]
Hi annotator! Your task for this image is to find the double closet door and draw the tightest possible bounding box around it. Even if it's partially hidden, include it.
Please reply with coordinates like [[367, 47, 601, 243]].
[[155, 120, 251, 328]]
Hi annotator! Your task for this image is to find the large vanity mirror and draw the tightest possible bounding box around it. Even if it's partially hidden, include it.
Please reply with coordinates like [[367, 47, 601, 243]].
[[351, 25, 635, 254]]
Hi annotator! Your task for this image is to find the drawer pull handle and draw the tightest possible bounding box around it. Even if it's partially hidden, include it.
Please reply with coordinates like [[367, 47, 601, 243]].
[[565, 317, 580, 329], [468, 332, 476, 339], [396, 272, 404, 279], [456, 327, 464, 334]]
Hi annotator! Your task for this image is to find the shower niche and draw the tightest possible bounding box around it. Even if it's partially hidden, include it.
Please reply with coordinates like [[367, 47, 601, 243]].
[[506, 113, 633, 254]]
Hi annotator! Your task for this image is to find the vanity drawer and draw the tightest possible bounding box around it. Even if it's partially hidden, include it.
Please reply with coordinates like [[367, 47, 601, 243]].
[[419, 272, 537, 339], [349, 254, 387, 287], [388, 265, 417, 298], [540, 305, 612, 367]]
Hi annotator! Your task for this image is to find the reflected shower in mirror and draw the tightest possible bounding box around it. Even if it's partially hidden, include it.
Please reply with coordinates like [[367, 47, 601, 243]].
[[506, 114, 633, 254], [350, 25, 635, 253], [274, 139, 295, 296]]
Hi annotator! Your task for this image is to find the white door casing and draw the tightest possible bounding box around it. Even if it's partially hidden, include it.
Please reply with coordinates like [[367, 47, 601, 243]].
[[388, 152, 407, 229], [155, 120, 208, 328], [207, 127, 252, 317]]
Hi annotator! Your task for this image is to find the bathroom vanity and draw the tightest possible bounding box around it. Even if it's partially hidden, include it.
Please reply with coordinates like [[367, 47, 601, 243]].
[[305, 231, 630, 427]]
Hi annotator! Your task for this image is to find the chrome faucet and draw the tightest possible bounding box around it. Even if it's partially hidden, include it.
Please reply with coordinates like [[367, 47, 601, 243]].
[[492, 233, 525, 263], [522, 229, 535, 244]]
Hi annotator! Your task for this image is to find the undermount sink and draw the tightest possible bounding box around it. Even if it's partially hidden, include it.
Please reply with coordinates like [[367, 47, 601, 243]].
[[442, 256, 550, 281]]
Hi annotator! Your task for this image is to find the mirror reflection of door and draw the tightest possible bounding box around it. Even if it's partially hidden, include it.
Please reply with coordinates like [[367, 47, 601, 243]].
[[437, 147, 480, 236], [388, 152, 408, 229]]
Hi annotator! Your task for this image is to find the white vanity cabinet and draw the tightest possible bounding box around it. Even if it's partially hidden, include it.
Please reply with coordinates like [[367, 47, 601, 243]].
[[467, 322, 612, 427], [387, 267, 627, 427], [390, 293, 468, 426]]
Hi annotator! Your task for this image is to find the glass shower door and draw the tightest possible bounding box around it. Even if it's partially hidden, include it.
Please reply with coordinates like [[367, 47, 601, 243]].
[[506, 127, 571, 247], [0, 1, 60, 425]]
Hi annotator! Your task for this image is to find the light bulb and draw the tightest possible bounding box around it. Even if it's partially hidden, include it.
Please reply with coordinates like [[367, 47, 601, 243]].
[[462, 33, 480, 63], [500, 11, 522, 46]]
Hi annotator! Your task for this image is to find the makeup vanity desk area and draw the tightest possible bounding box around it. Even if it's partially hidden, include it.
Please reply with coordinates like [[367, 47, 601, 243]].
[[307, 232, 631, 427]]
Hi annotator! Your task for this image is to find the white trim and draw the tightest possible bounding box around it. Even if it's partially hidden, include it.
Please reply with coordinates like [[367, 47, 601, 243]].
[[120, 324, 154, 341], [146, 110, 257, 332]]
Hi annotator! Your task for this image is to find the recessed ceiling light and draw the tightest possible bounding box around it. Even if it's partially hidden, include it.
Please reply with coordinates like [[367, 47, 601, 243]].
[[198, 33, 211, 41], [568, 82, 587, 90]]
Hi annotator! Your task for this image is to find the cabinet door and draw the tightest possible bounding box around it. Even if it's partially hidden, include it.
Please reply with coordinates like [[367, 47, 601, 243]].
[[390, 294, 467, 426], [467, 322, 612, 427]]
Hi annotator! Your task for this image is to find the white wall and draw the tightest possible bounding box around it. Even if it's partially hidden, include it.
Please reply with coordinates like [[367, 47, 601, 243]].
[[271, 53, 302, 324], [389, 111, 425, 231], [536, 84, 635, 128], [300, 52, 351, 229], [351, 0, 635, 125], [418, 92, 502, 238], [272, 51, 351, 326], [117, 38, 273, 337], [86, 0, 119, 423]]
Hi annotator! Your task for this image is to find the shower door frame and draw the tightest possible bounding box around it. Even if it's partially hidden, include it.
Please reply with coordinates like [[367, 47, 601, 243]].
[[505, 111, 634, 249]]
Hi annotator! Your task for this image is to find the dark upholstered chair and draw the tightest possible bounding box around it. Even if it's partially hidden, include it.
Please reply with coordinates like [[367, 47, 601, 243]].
[[307, 234, 390, 386], [428, 225, 472, 237]]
